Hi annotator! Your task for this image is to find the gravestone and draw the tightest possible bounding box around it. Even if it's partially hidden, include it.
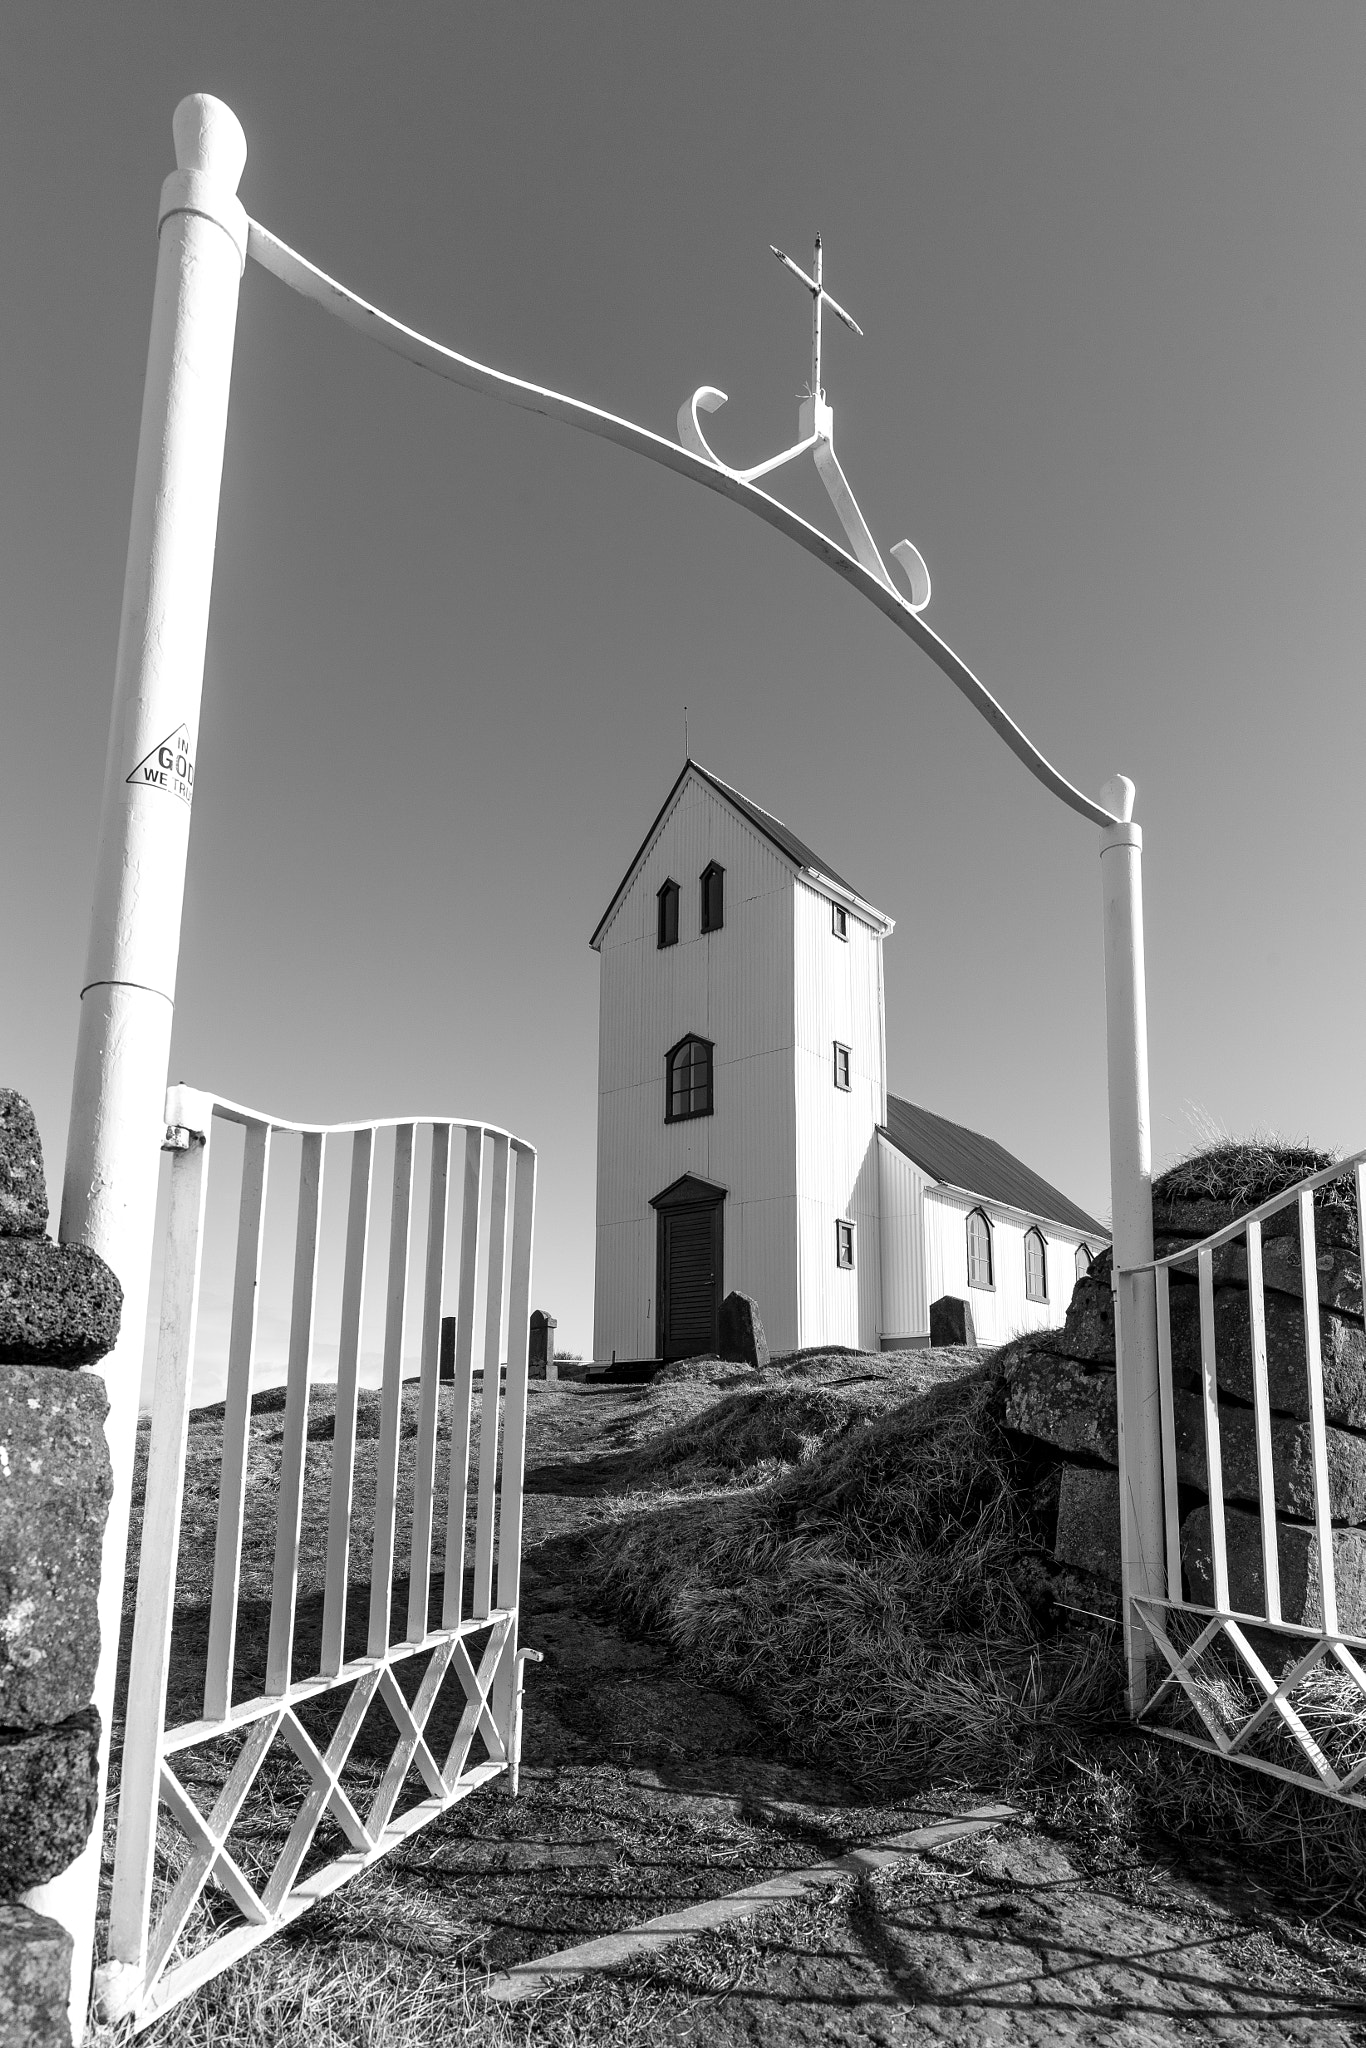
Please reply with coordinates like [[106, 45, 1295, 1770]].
[[718, 1291, 769, 1368], [930, 1293, 976, 1348]]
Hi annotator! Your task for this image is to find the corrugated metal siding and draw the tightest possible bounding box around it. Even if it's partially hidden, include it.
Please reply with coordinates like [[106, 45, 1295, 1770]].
[[593, 772, 799, 1359], [792, 879, 884, 1351], [923, 1188, 1092, 1347], [877, 1135, 929, 1341]]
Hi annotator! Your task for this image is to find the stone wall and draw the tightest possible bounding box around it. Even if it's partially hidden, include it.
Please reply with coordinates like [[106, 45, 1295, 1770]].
[[1000, 1190, 1366, 1633], [0, 1090, 119, 2047]]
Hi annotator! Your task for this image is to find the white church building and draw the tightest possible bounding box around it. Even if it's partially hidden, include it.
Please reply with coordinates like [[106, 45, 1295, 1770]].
[[591, 761, 1106, 1363]]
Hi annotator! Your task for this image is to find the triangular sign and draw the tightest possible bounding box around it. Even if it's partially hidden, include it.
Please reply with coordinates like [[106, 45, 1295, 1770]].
[[126, 724, 195, 806]]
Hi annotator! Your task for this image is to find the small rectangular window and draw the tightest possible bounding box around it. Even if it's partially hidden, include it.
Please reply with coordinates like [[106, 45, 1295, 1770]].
[[832, 903, 848, 940], [833, 1042, 851, 1091], [836, 1219, 855, 1269]]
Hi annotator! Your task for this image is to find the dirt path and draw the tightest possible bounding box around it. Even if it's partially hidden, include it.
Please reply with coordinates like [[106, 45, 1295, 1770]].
[[112, 1373, 1366, 2042], [402, 1378, 1366, 2041]]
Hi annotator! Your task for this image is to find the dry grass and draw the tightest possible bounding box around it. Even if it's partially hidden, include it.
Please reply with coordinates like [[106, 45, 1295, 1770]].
[[591, 1350, 1366, 1921], [594, 1364, 1118, 1788], [1154, 1135, 1357, 1242]]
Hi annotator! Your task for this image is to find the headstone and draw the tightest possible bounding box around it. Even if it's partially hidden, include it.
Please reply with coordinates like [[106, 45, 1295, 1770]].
[[929, 1294, 976, 1348], [529, 1309, 557, 1381], [718, 1291, 768, 1368], [439, 1314, 455, 1381]]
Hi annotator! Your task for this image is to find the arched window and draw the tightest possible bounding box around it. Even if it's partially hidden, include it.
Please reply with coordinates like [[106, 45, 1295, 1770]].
[[700, 861, 725, 933], [1024, 1227, 1048, 1303], [1075, 1242, 1093, 1282], [966, 1208, 994, 1290], [665, 1035, 714, 1122], [657, 877, 679, 948]]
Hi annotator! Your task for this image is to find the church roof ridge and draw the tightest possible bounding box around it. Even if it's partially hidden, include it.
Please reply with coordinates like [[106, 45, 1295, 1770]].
[[590, 757, 885, 949], [882, 1093, 1108, 1240]]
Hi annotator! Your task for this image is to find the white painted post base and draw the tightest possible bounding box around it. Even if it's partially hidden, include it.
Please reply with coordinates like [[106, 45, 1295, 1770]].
[[27, 96, 248, 2040], [1098, 776, 1164, 1712]]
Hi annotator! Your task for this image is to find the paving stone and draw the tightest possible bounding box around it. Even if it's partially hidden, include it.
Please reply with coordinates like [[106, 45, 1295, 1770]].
[[1171, 1387, 1366, 1523], [0, 1366, 111, 1728], [0, 1707, 100, 1891], [1167, 1284, 1366, 1429], [0, 1237, 121, 1368], [1052, 1466, 1121, 1584], [1182, 1504, 1366, 1635], [718, 1291, 769, 1368], [0, 1092, 47, 1239], [1003, 1348, 1117, 1465], [0, 1903, 71, 2047]]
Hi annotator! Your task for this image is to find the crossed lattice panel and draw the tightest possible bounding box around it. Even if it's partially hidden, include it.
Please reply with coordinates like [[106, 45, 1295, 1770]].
[[1136, 1596, 1366, 1806], [139, 1617, 512, 2021]]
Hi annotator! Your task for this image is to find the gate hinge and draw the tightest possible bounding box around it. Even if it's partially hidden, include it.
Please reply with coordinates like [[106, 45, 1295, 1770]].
[[163, 1123, 206, 1152]]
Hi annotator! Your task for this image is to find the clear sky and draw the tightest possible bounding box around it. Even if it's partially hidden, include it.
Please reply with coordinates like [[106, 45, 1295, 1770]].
[[4, 3, 1365, 1359]]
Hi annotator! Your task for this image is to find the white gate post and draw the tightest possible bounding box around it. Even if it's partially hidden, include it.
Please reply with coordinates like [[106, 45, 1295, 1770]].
[[1098, 774, 1163, 1712], [26, 95, 248, 2037]]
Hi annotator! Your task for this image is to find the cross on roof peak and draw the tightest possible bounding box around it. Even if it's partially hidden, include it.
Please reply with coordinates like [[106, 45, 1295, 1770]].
[[770, 235, 863, 400]]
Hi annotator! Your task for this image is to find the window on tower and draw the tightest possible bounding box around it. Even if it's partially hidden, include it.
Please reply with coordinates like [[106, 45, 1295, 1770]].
[[700, 862, 725, 933], [665, 1035, 714, 1122], [657, 878, 679, 948]]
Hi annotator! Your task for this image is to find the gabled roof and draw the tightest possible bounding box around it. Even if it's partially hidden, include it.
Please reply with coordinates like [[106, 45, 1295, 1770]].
[[882, 1094, 1107, 1239], [591, 759, 887, 949]]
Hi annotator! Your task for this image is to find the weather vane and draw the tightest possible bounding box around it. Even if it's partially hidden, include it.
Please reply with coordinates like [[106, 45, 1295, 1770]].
[[677, 234, 931, 612]]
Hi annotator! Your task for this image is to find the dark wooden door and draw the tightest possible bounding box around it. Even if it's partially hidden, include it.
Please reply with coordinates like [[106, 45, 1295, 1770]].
[[658, 1200, 722, 1360]]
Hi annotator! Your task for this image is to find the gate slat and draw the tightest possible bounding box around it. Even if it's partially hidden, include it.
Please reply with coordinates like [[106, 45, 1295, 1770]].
[[107, 1120, 214, 1974], [1245, 1219, 1281, 1624], [267, 1130, 326, 1695], [1154, 1265, 1181, 1603], [204, 1118, 271, 1719], [1300, 1190, 1338, 1636], [368, 1125, 415, 1658], [321, 1129, 374, 1677], [1197, 1246, 1229, 1614], [407, 1123, 451, 1643], [442, 1127, 485, 1631], [473, 1134, 509, 1620], [496, 1142, 537, 1616]]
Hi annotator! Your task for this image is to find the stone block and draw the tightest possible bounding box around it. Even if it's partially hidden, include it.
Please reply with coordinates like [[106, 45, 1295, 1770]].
[[1167, 1284, 1366, 1429], [0, 1366, 111, 1728], [929, 1295, 976, 1348], [0, 1707, 100, 1892], [1182, 1504, 1366, 1635], [0, 1093, 46, 1239], [718, 1291, 769, 1368], [1053, 1465, 1121, 1584], [1056, 1273, 1114, 1364], [1004, 1349, 1117, 1466], [1171, 1388, 1366, 1523], [0, 1238, 121, 1367], [0, 1904, 71, 2047], [1154, 1195, 1355, 1251]]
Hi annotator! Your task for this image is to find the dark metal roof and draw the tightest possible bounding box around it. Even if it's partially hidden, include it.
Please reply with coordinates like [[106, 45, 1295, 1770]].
[[882, 1094, 1107, 1239], [690, 764, 854, 892], [591, 759, 861, 949]]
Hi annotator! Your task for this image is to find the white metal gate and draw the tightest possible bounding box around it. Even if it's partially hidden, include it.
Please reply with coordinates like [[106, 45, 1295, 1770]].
[[1117, 1154, 1366, 1804], [98, 1087, 537, 2028]]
